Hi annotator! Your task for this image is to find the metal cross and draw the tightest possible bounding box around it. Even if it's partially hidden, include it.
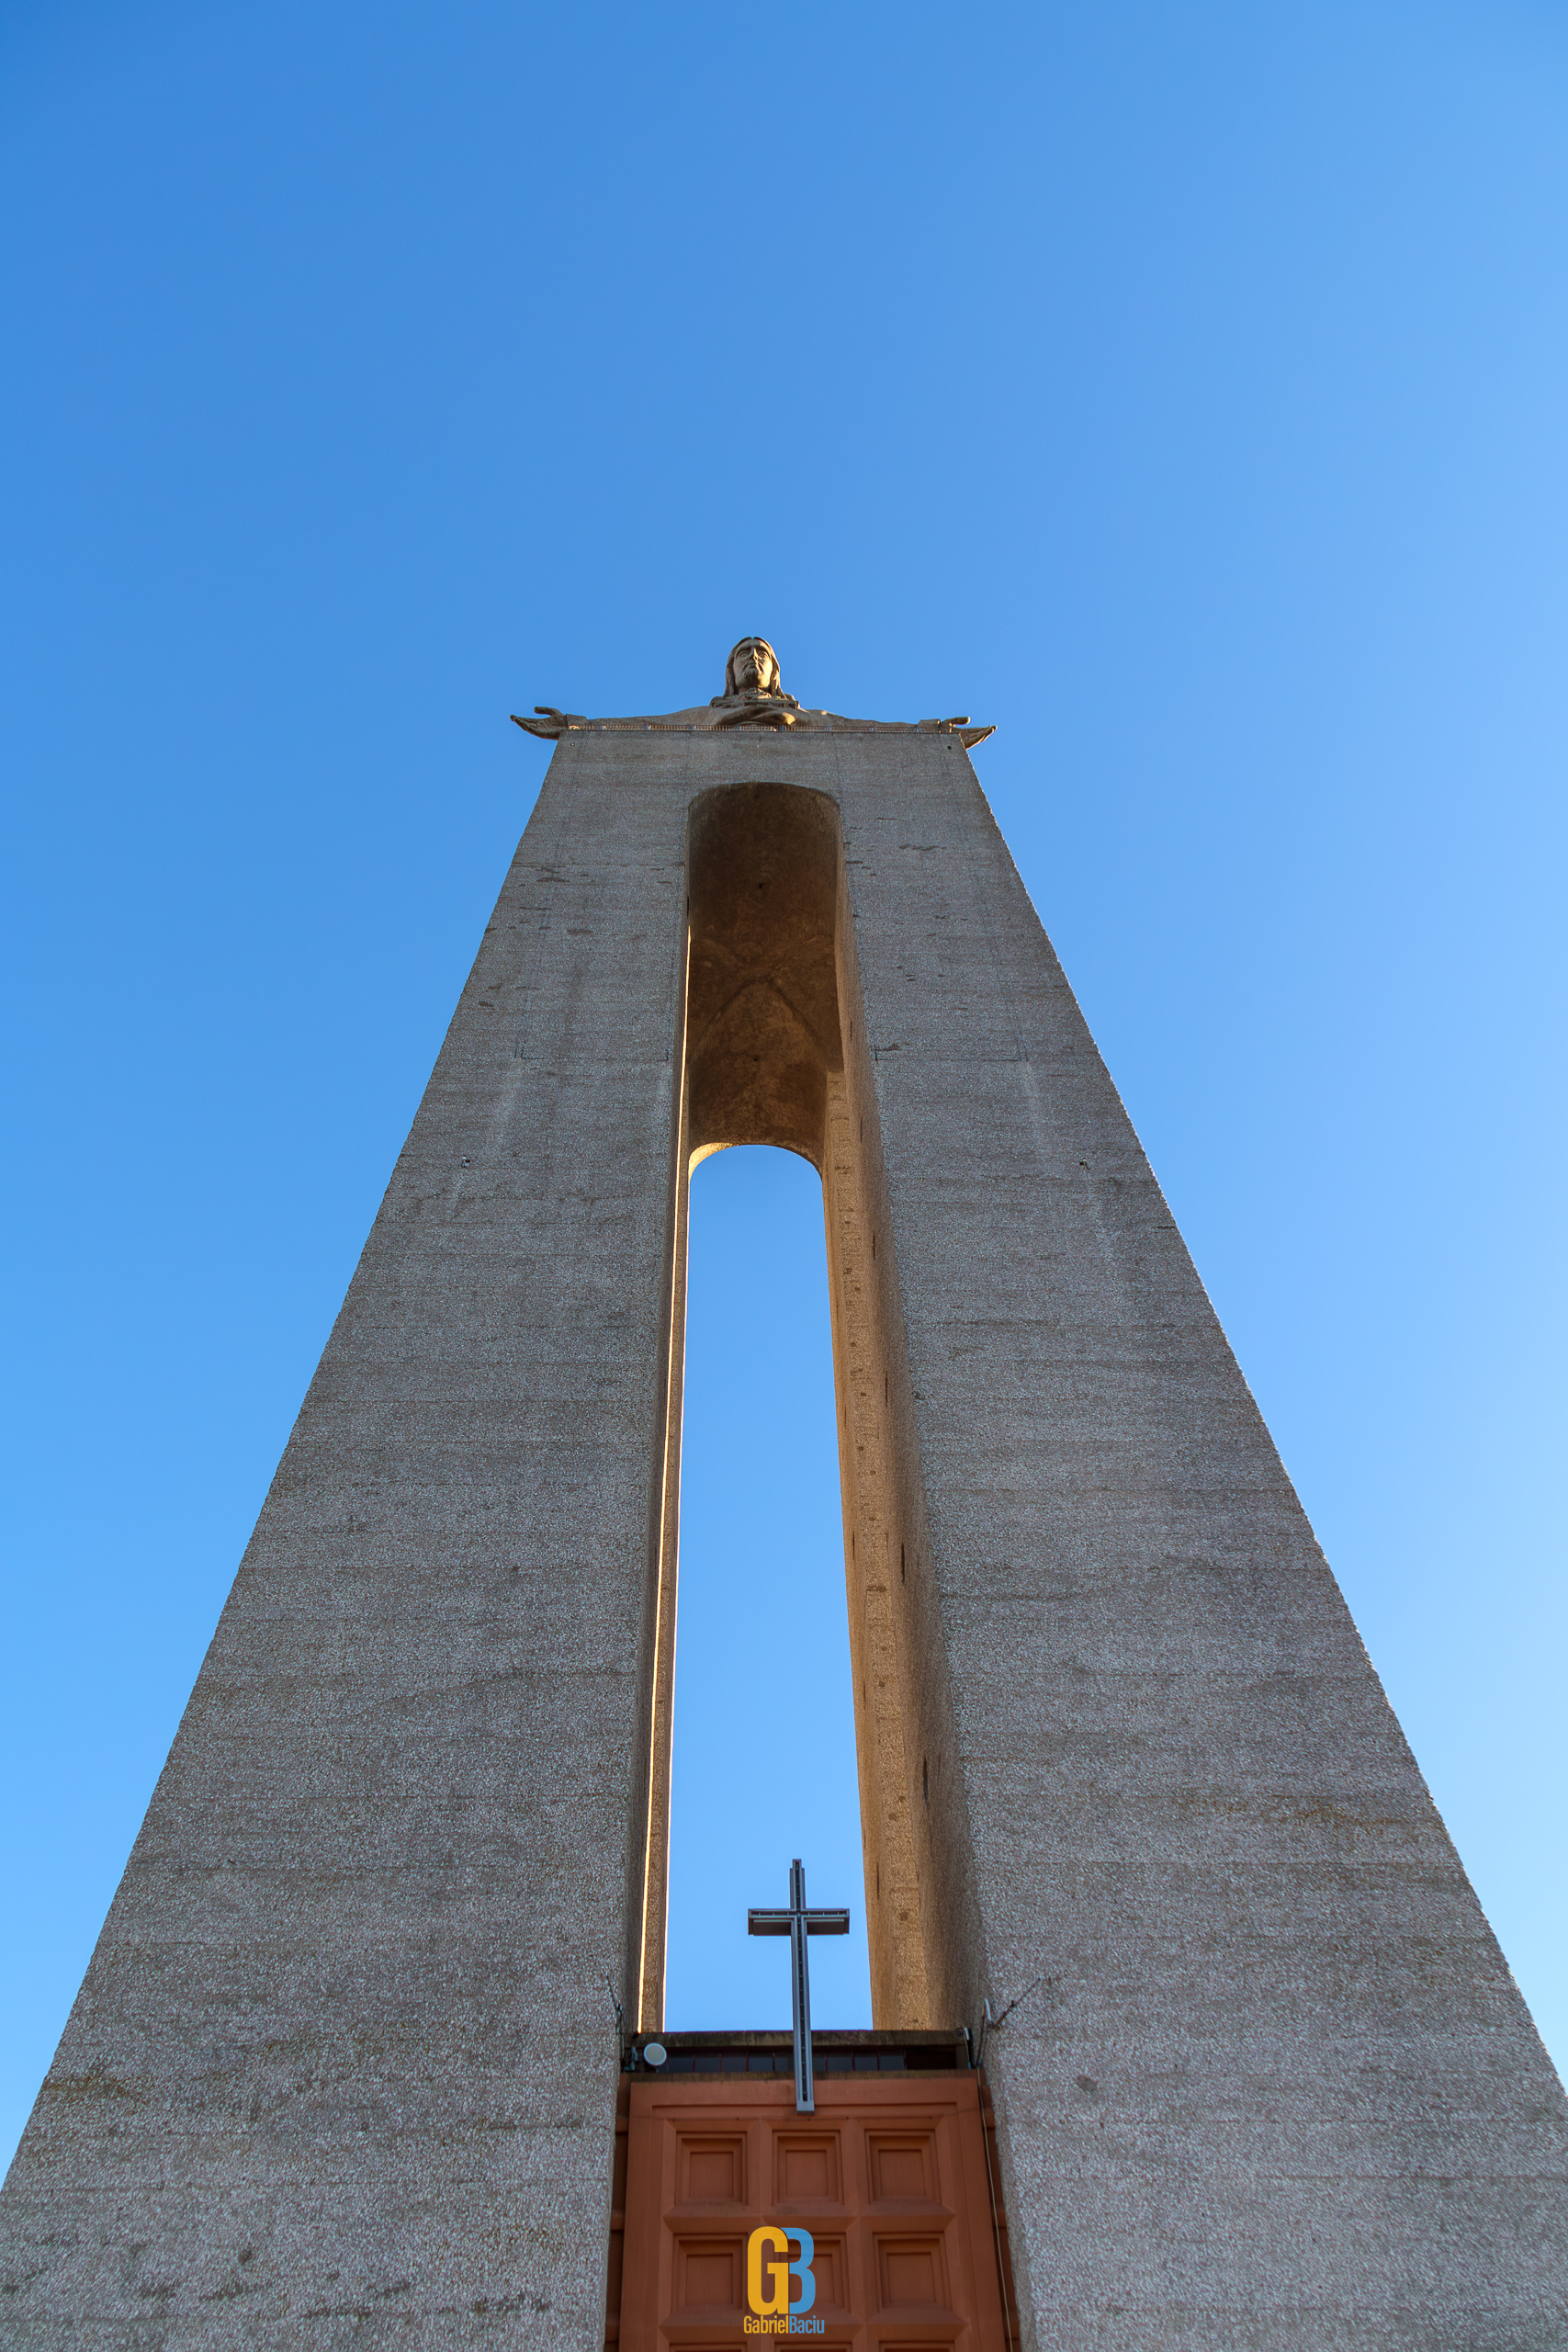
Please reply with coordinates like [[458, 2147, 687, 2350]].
[[748, 1858, 850, 2112]]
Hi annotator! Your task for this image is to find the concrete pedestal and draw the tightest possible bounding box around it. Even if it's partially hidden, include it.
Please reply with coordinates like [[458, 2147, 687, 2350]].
[[3, 728, 1563, 2347]]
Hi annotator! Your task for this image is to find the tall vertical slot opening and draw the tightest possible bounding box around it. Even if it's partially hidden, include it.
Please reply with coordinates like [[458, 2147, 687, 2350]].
[[664, 1145, 872, 2034], [636, 783, 947, 2036]]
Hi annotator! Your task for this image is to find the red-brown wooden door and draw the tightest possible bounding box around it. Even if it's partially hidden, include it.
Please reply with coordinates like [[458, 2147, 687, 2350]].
[[619, 2071, 1009, 2349]]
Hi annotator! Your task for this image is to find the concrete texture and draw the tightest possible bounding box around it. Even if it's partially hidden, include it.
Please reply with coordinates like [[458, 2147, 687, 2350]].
[[3, 719, 1564, 2348]]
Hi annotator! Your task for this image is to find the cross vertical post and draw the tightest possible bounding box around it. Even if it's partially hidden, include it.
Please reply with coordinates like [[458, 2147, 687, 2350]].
[[789, 1858, 813, 2112], [747, 1859, 851, 2112]]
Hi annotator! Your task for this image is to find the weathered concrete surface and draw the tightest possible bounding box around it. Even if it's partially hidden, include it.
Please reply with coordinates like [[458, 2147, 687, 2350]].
[[825, 738, 1568, 2349], [0, 741, 695, 2346], [3, 723, 1564, 2349]]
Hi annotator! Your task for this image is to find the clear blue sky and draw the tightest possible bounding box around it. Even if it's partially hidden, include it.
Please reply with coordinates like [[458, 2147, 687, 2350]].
[[4, 0, 1566, 2168]]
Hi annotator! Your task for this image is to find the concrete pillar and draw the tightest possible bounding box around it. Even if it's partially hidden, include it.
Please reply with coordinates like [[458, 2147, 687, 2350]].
[[3, 726, 1563, 2349], [829, 738, 1568, 2347]]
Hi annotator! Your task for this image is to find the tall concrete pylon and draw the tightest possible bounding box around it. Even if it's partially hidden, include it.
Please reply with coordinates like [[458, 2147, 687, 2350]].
[[4, 648, 1565, 2346]]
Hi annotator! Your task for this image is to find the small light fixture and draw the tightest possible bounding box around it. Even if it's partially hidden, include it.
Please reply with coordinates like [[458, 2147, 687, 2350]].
[[643, 2041, 668, 2068]]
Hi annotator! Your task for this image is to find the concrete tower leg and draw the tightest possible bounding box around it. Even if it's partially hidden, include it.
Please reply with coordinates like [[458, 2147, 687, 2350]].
[[1, 738, 696, 2343]]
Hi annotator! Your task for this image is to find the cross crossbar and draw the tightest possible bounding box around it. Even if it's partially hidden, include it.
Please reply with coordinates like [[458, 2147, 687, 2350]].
[[747, 1910, 852, 1937]]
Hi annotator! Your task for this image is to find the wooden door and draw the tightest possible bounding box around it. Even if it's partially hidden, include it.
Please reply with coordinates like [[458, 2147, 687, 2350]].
[[618, 2071, 1009, 2348]]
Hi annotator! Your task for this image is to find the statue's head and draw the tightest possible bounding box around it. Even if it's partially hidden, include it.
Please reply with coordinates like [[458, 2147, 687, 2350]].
[[724, 638, 781, 697]]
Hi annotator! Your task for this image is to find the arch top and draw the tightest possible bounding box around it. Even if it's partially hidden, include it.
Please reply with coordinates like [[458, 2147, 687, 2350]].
[[685, 783, 847, 1172]]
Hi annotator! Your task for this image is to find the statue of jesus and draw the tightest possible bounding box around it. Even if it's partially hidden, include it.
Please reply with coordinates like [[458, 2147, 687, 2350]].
[[511, 638, 986, 741]]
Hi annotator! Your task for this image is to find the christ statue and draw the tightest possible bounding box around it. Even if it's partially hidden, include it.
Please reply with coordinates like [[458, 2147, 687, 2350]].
[[511, 637, 984, 741]]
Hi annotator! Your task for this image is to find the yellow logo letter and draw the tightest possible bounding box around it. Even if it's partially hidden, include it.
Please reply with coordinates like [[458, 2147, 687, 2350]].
[[747, 2223, 790, 2319]]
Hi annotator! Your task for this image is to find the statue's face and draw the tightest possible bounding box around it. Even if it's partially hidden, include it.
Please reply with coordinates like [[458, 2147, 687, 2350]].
[[732, 640, 776, 694]]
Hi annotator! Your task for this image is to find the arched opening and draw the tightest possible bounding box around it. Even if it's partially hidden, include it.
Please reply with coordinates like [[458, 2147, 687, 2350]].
[[637, 783, 948, 2037], [663, 1145, 872, 2034]]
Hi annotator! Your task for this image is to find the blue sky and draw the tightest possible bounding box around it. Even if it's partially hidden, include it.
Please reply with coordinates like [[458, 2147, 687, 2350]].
[[4, 0, 1566, 2165]]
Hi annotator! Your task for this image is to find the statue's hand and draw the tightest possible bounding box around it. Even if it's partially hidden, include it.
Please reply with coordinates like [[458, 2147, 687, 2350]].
[[713, 701, 797, 730], [511, 707, 586, 740]]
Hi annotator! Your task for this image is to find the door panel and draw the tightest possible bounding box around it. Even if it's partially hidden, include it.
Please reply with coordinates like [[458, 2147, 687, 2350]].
[[619, 2073, 1008, 2349]]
